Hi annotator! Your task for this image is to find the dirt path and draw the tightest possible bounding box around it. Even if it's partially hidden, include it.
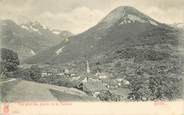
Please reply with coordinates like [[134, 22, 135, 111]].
[[0, 78, 17, 85]]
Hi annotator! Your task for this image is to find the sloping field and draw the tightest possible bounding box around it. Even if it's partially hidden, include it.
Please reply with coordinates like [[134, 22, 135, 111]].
[[0, 79, 97, 102]]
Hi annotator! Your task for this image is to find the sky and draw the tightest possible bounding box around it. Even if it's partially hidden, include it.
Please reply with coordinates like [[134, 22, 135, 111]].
[[0, 0, 184, 34]]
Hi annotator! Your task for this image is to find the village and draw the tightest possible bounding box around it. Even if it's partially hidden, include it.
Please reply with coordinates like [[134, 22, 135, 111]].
[[38, 60, 131, 101]]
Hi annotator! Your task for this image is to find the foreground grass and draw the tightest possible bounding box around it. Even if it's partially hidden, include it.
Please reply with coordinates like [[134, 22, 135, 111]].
[[0, 78, 20, 102], [49, 89, 98, 102]]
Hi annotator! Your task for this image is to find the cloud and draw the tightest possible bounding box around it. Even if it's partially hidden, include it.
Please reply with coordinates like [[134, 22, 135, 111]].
[[0, 0, 184, 33], [36, 7, 105, 33]]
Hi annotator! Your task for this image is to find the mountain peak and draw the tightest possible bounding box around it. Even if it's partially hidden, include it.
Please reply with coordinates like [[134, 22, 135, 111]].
[[100, 6, 159, 27], [21, 21, 49, 32], [24, 21, 45, 29], [25, 21, 41, 26], [112, 6, 138, 14]]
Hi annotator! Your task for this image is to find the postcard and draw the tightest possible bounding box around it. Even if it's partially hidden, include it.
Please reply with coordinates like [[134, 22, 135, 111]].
[[0, 0, 184, 115]]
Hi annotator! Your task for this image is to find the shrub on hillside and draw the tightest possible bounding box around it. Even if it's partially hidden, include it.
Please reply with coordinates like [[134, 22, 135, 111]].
[[29, 65, 42, 81], [97, 90, 121, 101], [0, 48, 20, 73], [0, 48, 20, 78]]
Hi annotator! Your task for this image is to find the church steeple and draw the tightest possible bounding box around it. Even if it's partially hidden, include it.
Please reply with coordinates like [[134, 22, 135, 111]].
[[86, 60, 90, 74]]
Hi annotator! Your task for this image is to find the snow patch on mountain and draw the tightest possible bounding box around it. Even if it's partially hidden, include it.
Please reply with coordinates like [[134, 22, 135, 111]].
[[56, 47, 64, 55], [21, 24, 40, 33], [30, 26, 39, 32], [149, 20, 158, 26], [119, 14, 146, 25], [21, 25, 30, 30], [127, 14, 146, 23], [42, 24, 48, 29], [30, 49, 36, 55], [119, 14, 158, 26], [52, 30, 61, 35], [22, 21, 46, 33]]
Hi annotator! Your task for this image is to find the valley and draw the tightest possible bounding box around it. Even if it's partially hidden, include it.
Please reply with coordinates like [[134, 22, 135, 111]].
[[1, 6, 184, 102]]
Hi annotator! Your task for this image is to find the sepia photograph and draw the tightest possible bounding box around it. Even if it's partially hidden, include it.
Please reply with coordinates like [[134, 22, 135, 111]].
[[0, 0, 184, 114]]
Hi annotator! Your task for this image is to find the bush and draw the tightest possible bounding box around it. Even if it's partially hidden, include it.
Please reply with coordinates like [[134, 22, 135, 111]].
[[148, 76, 181, 100], [97, 90, 121, 101], [0, 48, 19, 73], [29, 65, 41, 81]]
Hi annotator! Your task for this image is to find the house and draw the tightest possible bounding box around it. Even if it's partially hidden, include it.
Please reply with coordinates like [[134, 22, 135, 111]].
[[41, 72, 47, 77], [56, 73, 64, 76], [95, 72, 112, 80], [41, 71, 53, 77], [71, 76, 81, 81], [115, 78, 130, 86]]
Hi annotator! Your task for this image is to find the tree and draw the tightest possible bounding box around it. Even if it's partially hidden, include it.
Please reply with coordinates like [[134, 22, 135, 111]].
[[29, 65, 41, 81], [148, 76, 181, 100], [0, 48, 19, 73]]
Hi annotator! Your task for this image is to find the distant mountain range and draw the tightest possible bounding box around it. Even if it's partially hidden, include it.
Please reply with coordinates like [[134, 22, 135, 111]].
[[0, 20, 73, 60], [24, 6, 179, 64]]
